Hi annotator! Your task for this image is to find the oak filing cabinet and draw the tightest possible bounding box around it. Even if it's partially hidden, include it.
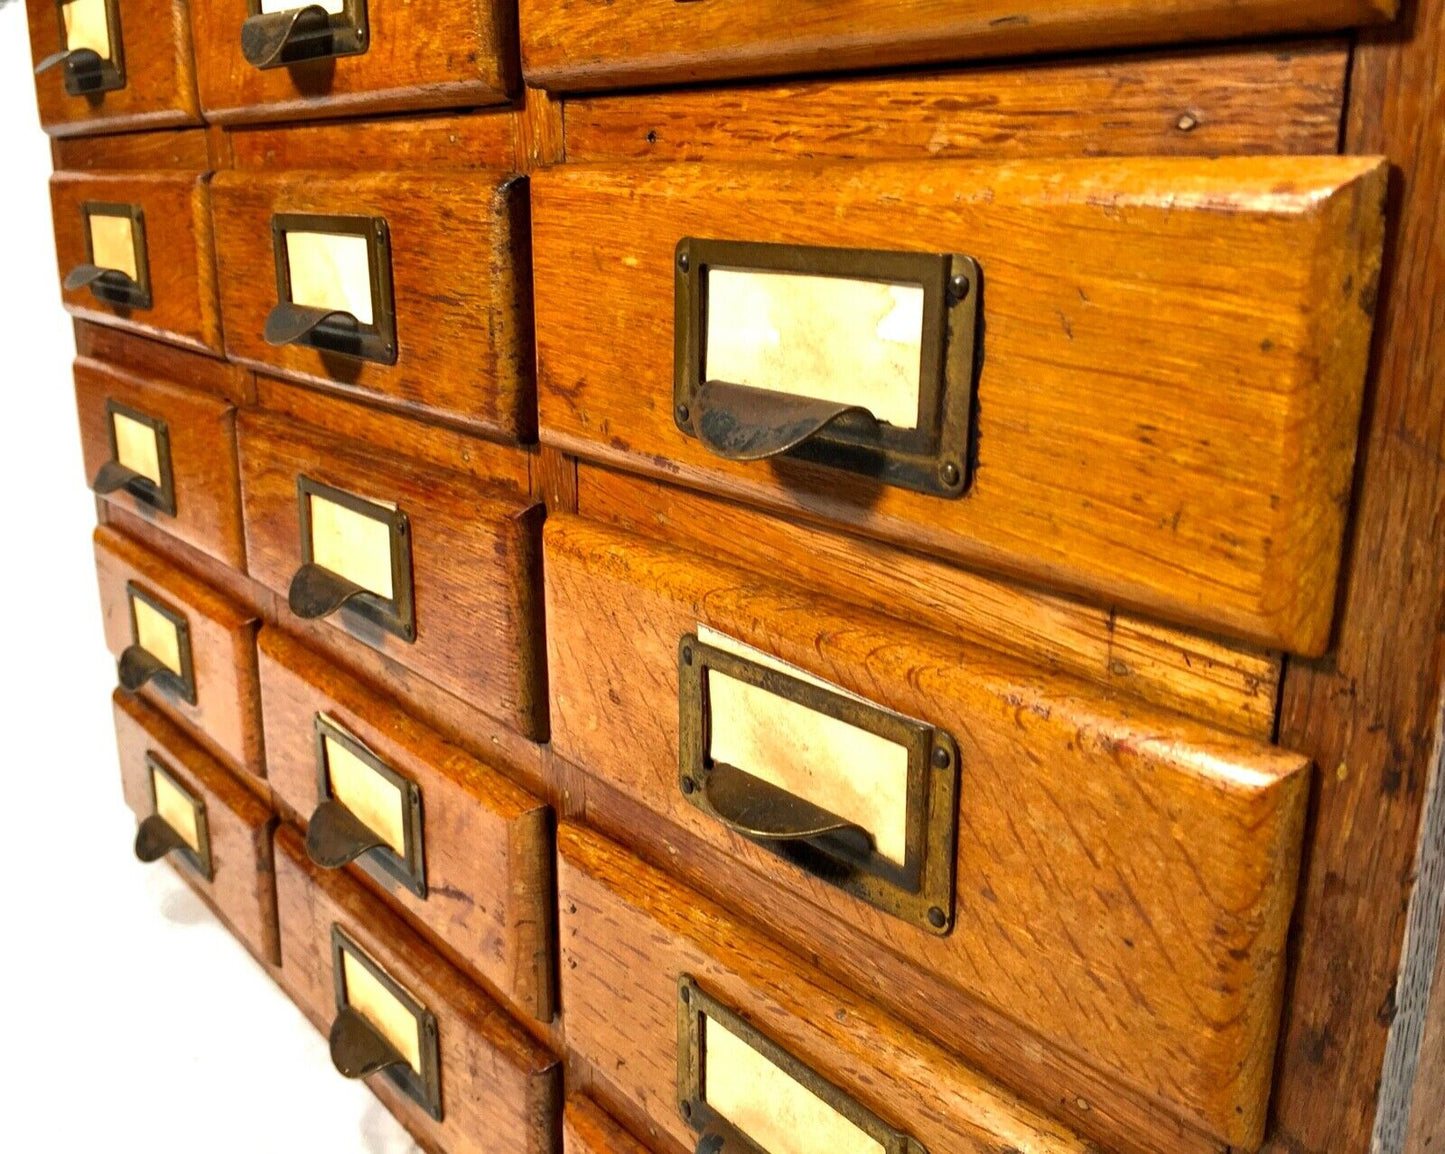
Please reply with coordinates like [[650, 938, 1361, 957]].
[[24, 0, 1444, 1149]]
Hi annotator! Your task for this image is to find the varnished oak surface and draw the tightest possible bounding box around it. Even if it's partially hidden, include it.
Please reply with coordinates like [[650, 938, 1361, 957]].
[[26, 0, 201, 136], [75, 322, 252, 405], [580, 465, 1281, 738], [211, 168, 534, 440], [95, 525, 265, 782], [274, 827, 560, 1153], [544, 515, 1310, 1149], [258, 627, 556, 1025], [226, 111, 516, 172], [519, 0, 1389, 92], [532, 156, 1386, 656], [565, 41, 1349, 162], [188, 0, 517, 124], [563, 1096, 654, 1154], [113, 691, 279, 965], [558, 821, 1101, 1154], [52, 128, 214, 172]]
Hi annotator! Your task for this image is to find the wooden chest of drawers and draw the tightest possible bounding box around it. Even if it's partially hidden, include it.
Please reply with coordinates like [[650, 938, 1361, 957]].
[[26, 0, 1444, 1149]]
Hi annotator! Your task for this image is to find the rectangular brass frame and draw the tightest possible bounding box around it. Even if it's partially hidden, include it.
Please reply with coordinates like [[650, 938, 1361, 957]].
[[105, 399, 175, 516], [53, 0, 125, 94], [314, 713, 427, 899], [676, 976, 927, 1154], [245, 0, 369, 66], [127, 581, 197, 706], [146, 753, 213, 881], [271, 212, 397, 364], [296, 475, 416, 643], [673, 238, 980, 498], [81, 201, 151, 310], [330, 925, 442, 1121], [677, 633, 959, 936]]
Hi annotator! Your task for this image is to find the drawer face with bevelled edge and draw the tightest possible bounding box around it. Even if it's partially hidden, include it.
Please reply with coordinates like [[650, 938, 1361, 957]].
[[95, 525, 264, 781], [543, 515, 1311, 1150], [187, 0, 516, 125], [257, 626, 556, 1022], [274, 826, 560, 1152], [559, 821, 1097, 1154], [50, 170, 221, 354], [532, 157, 1388, 656], [211, 170, 533, 439], [236, 408, 547, 741], [75, 350, 245, 570], [26, 0, 202, 136], [113, 691, 279, 964], [563, 1097, 655, 1154]]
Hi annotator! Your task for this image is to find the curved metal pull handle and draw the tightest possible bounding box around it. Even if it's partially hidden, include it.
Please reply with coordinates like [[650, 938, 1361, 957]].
[[91, 459, 150, 499], [330, 1006, 408, 1080], [118, 645, 169, 693], [693, 379, 879, 462], [307, 800, 386, 870], [241, 5, 333, 68], [265, 301, 361, 349], [134, 813, 188, 863], [288, 563, 371, 621], [703, 761, 874, 859], [35, 46, 104, 89], [64, 264, 137, 294]]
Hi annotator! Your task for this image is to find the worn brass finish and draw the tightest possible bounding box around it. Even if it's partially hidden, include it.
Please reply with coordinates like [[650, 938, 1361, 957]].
[[677, 633, 959, 935], [92, 400, 176, 516], [268, 213, 398, 364], [121, 582, 198, 706], [673, 239, 980, 498], [36, 0, 125, 95], [330, 926, 442, 1121], [241, 0, 369, 69], [69, 202, 151, 310], [138, 754, 213, 880], [676, 977, 927, 1154]]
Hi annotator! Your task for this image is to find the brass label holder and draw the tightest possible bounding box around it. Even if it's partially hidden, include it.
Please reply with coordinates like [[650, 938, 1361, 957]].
[[135, 754, 213, 881], [92, 399, 176, 516], [67, 201, 151, 310], [120, 582, 197, 706], [35, 0, 126, 96]]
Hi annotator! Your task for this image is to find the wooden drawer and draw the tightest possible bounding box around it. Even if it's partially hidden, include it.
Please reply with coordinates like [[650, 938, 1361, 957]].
[[26, 0, 201, 137], [559, 821, 1095, 1154], [533, 156, 1387, 655], [187, 0, 517, 125], [274, 825, 560, 1152], [210, 167, 532, 439], [257, 626, 555, 1023], [75, 330, 246, 571], [96, 525, 264, 782], [236, 407, 547, 740], [519, 0, 1391, 91], [544, 515, 1311, 1150], [114, 691, 278, 965], [564, 1097, 653, 1154], [50, 166, 221, 354]]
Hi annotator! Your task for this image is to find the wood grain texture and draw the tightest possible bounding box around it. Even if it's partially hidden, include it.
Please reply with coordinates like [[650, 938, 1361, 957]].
[[532, 156, 1386, 656], [564, 1096, 654, 1154], [559, 821, 1102, 1154], [512, 86, 565, 170], [26, 0, 201, 136], [257, 626, 556, 1024], [75, 353, 246, 570], [565, 41, 1348, 163], [188, 0, 518, 125], [74, 321, 251, 404], [544, 515, 1311, 1148], [273, 826, 560, 1153], [538, 445, 579, 514], [225, 111, 515, 172], [1262, 0, 1445, 1149], [52, 127, 212, 171], [95, 524, 265, 782], [50, 169, 223, 354], [113, 690, 278, 965], [211, 169, 534, 440], [1405, 901, 1445, 1153], [236, 409, 547, 741], [519, 0, 1390, 92], [579, 465, 1281, 738]]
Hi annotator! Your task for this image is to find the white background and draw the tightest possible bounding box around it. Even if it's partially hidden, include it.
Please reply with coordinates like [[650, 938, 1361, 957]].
[[1, 6, 419, 1148]]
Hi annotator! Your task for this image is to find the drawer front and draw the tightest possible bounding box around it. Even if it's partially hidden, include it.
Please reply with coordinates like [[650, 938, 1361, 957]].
[[95, 525, 264, 781], [559, 821, 1095, 1154], [275, 826, 559, 1152], [187, 0, 516, 125], [50, 170, 221, 353], [114, 691, 278, 964], [564, 1097, 653, 1154], [544, 515, 1310, 1148], [519, 0, 1390, 91], [211, 170, 532, 439], [533, 157, 1387, 655], [237, 408, 546, 740], [26, 0, 201, 136], [75, 352, 245, 570], [257, 626, 555, 1021]]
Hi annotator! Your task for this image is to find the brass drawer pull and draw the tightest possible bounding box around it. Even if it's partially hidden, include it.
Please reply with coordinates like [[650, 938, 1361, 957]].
[[34, 47, 106, 93], [691, 380, 879, 463], [288, 562, 372, 620], [701, 761, 872, 858], [329, 1005, 409, 1078], [117, 645, 172, 693], [72, 201, 151, 310], [241, 0, 370, 70], [133, 813, 189, 862], [121, 582, 198, 705], [264, 301, 362, 351], [135, 754, 213, 879], [307, 800, 387, 868], [63, 263, 140, 298], [36, 0, 126, 95], [92, 401, 176, 515]]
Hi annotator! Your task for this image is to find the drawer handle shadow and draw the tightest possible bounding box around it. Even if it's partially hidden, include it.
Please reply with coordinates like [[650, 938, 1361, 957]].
[[34, 47, 105, 92], [288, 562, 372, 621], [133, 813, 188, 864], [329, 1006, 408, 1080], [265, 301, 364, 357], [701, 761, 874, 860], [692, 379, 881, 463], [117, 645, 172, 694], [307, 800, 387, 870]]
